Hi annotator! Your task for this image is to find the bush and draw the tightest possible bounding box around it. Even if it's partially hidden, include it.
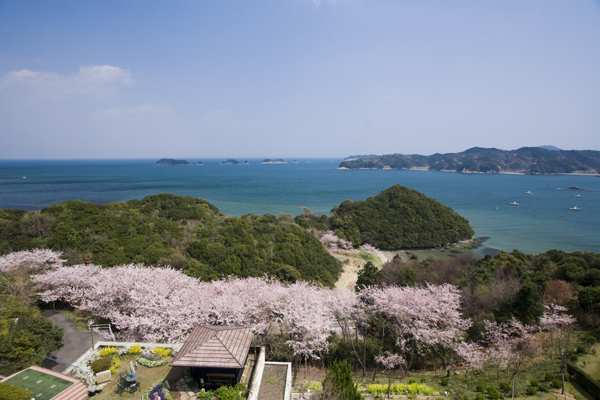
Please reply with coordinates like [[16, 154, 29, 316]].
[[153, 347, 171, 357], [408, 378, 417, 384], [0, 382, 33, 400], [552, 379, 563, 389], [544, 372, 555, 381], [109, 357, 120, 375], [322, 360, 361, 400], [99, 346, 118, 357], [475, 385, 485, 392], [529, 379, 539, 388], [525, 387, 537, 395], [129, 344, 141, 355], [90, 358, 112, 374], [475, 394, 486, 400], [538, 384, 549, 393], [441, 377, 450, 386], [499, 382, 510, 393], [487, 387, 500, 400], [214, 385, 243, 400]]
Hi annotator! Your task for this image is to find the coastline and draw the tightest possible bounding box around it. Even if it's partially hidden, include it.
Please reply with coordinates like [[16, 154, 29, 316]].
[[336, 166, 599, 176]]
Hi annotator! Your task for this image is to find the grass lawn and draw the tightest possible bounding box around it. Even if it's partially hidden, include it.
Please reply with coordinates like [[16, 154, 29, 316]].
[[93, 354, 185, 400], [5, 368, 73, 400], [575, 343, 600, 381]]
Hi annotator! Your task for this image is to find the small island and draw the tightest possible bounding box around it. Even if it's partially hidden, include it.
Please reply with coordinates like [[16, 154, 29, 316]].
[[196, 162, 203, 166], [156, 158, 189, 166], [261, 159, 286, 164], [221, 159, 240, 165], [292, 160, 298, 163]]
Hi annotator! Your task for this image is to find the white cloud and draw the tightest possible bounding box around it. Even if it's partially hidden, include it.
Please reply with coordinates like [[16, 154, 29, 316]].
[[2, 65, 133, 96], [105, 104, 171, 116]]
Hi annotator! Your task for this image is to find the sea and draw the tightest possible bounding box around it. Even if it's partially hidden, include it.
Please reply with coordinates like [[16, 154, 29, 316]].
[[1, 158, 599, 257]]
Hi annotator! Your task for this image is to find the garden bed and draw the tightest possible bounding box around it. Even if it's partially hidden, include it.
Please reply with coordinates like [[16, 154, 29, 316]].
[[258, 364, 287, 400]]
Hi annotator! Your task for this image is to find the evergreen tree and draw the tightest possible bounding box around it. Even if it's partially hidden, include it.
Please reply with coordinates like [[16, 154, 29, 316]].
[[322, 360, 361, 400]]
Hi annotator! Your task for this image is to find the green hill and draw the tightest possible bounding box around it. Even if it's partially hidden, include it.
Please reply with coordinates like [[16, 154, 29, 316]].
[[339, 147, 600, 174], [0, 194, 341, 287], [329, 184, 474, 250]]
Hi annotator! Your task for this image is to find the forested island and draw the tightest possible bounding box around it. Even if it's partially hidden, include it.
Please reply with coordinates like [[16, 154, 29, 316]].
[[155, 158, 189, 166], [339, 147, 600, 174], [221, 159, 240, 164], [261, 159, 286, 164]]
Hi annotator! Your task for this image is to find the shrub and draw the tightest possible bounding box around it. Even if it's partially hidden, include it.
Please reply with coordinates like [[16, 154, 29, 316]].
[[214, 385, 243, 400], [129, 344, 141, 355], [90, 358, 112, 374], [142, 380, 173, 400], [487, 387, 500, 400], [99, 346, 118, 357], [456, 395, 469, 400], [109, 357, 120, 375], [552, 379, 563, 389], [441, 377, 450, 386], [499, 382, 510, 393], [0, 382, 33, 400], [234, 382, 248, 394], [525, 387, 537, 396], [538, 384, 549, 393], [322, 360, 361, 400], [475, 394, 486, 400], [408, 378, 417, 384], [154, 347, 172, 357], [475, 385, 485, 392], [529, 379, 539, 388], [544, 372, 555, 381], [420, 377, 426, 383]]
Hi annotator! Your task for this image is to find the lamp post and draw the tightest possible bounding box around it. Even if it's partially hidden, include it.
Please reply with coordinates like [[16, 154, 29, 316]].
[[88, 318, 95, 352]]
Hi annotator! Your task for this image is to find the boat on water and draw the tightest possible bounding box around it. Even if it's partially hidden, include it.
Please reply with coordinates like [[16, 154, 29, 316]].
[[525, 191, 533, 195], [570, 206, 581, 211], [574, 194, 582, 198], [510, 201, 519, 206]]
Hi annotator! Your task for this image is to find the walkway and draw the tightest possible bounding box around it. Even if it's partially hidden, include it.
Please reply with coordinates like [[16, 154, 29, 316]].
[[41, 311, 93, 373]]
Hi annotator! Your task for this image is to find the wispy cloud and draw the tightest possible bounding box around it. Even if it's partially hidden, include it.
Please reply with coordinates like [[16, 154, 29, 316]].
[[2, 65, 133, 97]]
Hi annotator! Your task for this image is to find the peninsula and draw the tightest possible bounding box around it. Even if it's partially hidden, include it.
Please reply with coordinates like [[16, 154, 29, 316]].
[[155, 158, 189, 166], [338, 147, 600, 175]]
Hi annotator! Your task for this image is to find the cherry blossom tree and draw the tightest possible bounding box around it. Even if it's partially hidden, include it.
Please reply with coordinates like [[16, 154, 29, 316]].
[[358, 244, 378, 255], [540, 304, 576, 395], [484, 318, 538, 400], [365, 283, 471, 375], [320, 231, 353, 251], [456, 342, 486, 388], [0, 249, 64, 273], [375, 352, 405, 399]]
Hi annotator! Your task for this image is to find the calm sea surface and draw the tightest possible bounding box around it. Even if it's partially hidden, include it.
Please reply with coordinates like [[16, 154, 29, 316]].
[[1, 159, 599, 256]]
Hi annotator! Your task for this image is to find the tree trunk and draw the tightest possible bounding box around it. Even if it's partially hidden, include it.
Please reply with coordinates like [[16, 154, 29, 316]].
[[511, 375, 516, 400]]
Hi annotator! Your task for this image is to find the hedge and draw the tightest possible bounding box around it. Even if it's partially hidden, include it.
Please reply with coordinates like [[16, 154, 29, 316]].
[[0, 382, 33, 400], [567, 362, 600, 398]]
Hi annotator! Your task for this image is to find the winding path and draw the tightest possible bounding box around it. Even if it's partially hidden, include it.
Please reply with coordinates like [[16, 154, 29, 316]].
[[41, 311, 92, 373]]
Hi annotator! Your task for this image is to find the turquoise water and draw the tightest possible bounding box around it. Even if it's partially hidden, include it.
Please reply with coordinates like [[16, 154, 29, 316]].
[[1, 158, 599, 255]]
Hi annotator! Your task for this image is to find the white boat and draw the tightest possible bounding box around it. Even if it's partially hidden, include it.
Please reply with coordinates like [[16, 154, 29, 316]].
[[510, 201, 519, 206], [525, 191, 532, 195], [569, 206, 581, 211], [574, 194, 582, 198]]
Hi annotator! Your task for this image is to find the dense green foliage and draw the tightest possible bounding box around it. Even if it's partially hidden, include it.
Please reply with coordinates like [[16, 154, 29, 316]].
[[330, 185, 474, 249], [567, 363, 600, 398], [0, 194, 342, 286], [155, 158, 189, 166], [0, 382, 33, 400], [322, 360, 362, 400], [90, 358, 112, 374], [0, 297, 64, 375], [339, 147, 600, 174]]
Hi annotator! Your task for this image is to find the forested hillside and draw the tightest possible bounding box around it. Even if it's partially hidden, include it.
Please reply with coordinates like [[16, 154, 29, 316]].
[[328, 185, 474, 249], [339, 147, 600, 174], [0, 194, 342, 287]]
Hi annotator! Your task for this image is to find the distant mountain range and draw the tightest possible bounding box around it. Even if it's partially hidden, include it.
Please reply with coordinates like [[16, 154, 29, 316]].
[[338, 147, 600, 175]]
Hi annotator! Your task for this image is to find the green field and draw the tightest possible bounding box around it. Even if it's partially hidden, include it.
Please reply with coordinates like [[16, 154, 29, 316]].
[[5, 368, 73, 399]]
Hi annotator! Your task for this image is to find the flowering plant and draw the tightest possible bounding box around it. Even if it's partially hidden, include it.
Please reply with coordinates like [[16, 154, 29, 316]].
[[143, 380, 173, 400], [138, 355, 168, 368]]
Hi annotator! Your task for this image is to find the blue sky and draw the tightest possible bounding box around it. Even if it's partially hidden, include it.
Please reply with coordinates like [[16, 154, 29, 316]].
[[1, 0, 599, 159]]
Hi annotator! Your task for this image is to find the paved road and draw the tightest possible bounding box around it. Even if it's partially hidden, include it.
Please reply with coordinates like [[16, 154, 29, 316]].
[[42, 311, 93, 372]]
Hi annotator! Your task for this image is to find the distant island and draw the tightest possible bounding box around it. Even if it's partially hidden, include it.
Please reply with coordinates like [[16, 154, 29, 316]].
[[344, 154, 380, 161], [261, 159, 286, 164], [338, 147, 600, 175], [196, 162, 203, 166], [292, 160, 298, 163], [221, 159, 240, 165], [156, 158, 189, 166]]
